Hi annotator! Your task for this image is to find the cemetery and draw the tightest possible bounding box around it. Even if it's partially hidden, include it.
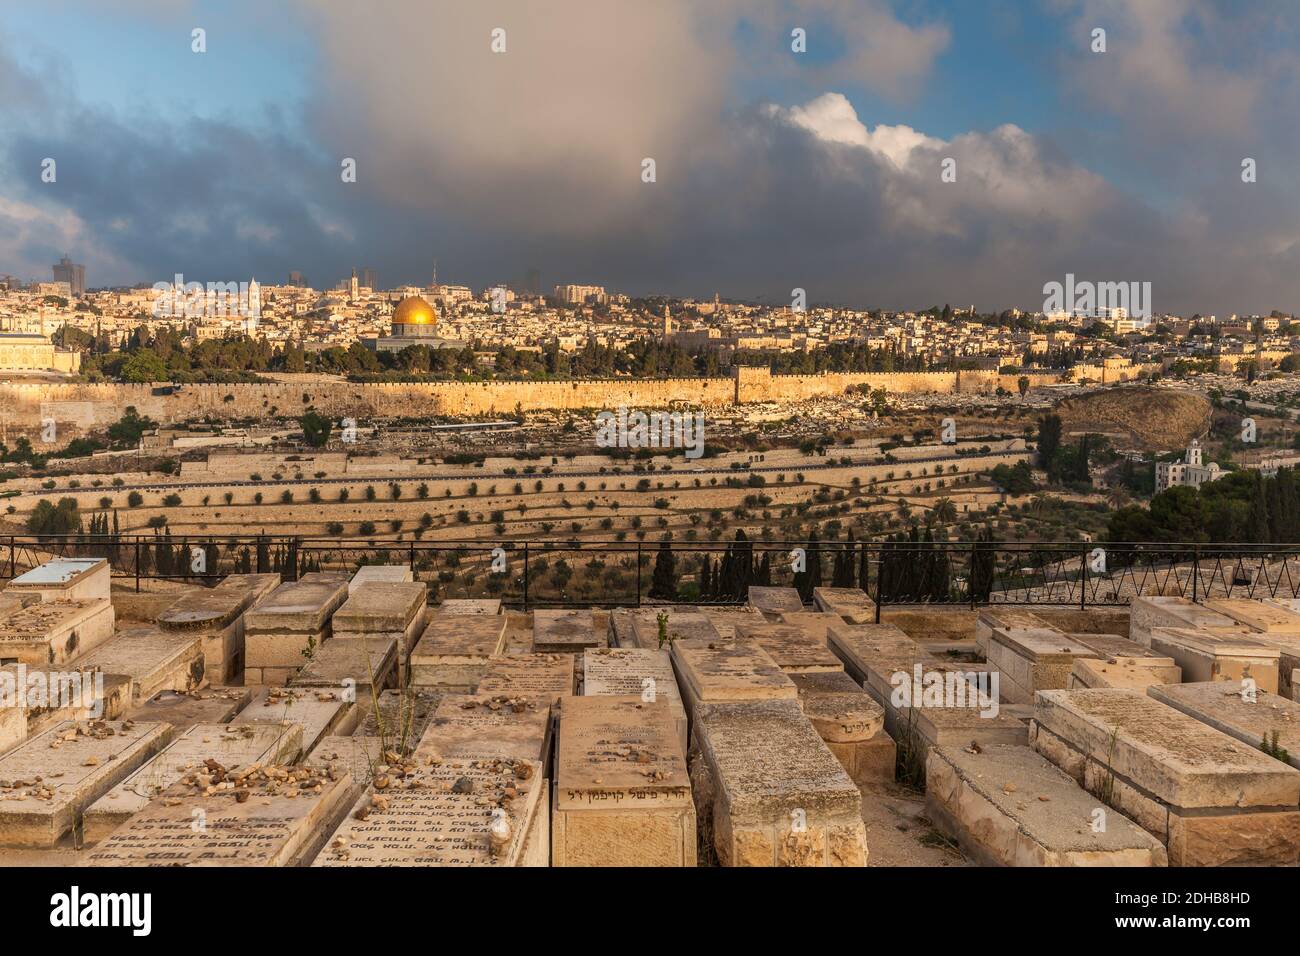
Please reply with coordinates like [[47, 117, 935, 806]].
[[1, 556, 1300, 867]]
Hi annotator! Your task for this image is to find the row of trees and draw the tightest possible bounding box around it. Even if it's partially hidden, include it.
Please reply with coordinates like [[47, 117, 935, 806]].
[[1107, 467, 1300, 544]]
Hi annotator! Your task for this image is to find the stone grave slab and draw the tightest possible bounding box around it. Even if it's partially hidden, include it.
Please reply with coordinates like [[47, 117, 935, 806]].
[[826, 622, 931, 687], [698, 606, 767, 641], [0, 720, 172, 847], [628, 609, 720, 649], [7, 558, 110, 603], [1148, 681, 1300, 771], [349, 564, 412, 594], [746, 586, 803, 619], [87, 763, 354, 866], [735, 621, 843, 674], [1221, 599, 1300, 701], [231, 686, 354, 759], [691, 699, 866, 866], [1207, 597, 1300, 635], [974, 607, 1055, 656], [354, 688, 444, 746], [478, 653, 575, 705], [0, 663, 131, 743], [584, 648, 687, 755], [437, 599, 502, 616], [72, 627, 205, 704], [414, 693, 552, 766], [777, 610, 851, 645], [304, 735, 386, 786], [1032, 688, 1300, 866], [669, 639, 796, 722], [788, 671, 892, 784], [983, 627, 1099, 704], [409, 614, 507, 690], [1148, 626, 1280, 694], [1129, 596, 1247, 646], [158, 573, 279, 683], [553, 696, 694, 866], [878, 660, 1026, 758], [0, 600, 115, 666], [1069, 657, 1181, 691], [332, 582, 427, 640], [925, 743, 1167, 867], [83, 721, 301, 844], [124, 687, 253, 729], [533, 609, 603, 653], [243, 576, 350, 685], [312, 757, 545, 867], [812, 587, 876, 624], [1070, 632, 1173, 664], [290, 633, 398, 699]]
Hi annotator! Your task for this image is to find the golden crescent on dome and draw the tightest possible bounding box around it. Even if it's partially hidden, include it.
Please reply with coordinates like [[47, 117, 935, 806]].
[[392, 295, 437, 326]]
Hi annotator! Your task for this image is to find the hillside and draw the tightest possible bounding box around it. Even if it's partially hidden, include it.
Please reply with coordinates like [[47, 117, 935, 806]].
[[1055, 387, 1210, 450]]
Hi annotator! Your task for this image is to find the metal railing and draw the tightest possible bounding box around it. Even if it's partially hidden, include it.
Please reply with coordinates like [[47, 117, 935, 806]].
[[4, 534, 1300, 614]]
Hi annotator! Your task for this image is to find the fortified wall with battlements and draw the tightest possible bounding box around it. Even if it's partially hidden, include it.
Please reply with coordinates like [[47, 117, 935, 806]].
[[0, 363, 1149, 444]]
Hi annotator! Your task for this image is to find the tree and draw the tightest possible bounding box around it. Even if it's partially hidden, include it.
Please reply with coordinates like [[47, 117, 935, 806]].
[[300, 411, 332, 447], [27, 497, 80, 536], [108, 407, 155, 447], [1017, 376, 1030, 398], [1037, 414, 1062, 478], [120, 349, 168, 383], [931, 498, 957, 523], [648, 541, 678, 600]]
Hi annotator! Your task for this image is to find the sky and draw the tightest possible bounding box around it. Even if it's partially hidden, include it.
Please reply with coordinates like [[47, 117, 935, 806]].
[[2, 0, 1299, 317]]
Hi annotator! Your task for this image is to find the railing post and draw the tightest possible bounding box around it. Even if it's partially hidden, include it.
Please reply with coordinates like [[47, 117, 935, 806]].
[[874, 549, 883, 624], [8, 536, 14, 579], [636, 542, 642, 607], [134, 538, 141, 593], [970, 542, 977, 610], [408, 542, 416, 573], [1080, 547, 1087, 611], [522, 543, 530, 610], [287, 537, 299, 582], [1191, 545, 1199, 603]]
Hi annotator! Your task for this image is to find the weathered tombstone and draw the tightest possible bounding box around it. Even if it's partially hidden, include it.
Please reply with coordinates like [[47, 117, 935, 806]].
[[1128, 595, 1246, 646], [1148, 681, 1300, 770], [72, 627, 205, 705], [1070, 632, 1171, 663], [747, 586, 803, 620], [533, 609, 603, 653], [691, 699, 867, 866], [242, 576, 350, 685], [788, 671, 892, 784], [584, 648, 686, 755], [974, 607, 1054, 656], [874, 659, 1025, 760], [158, 573, 280, 683], [231, 686, 354, 758], [699, 606, 767, 641], [408, 614, 507, 690], [7, 558, 111, 604], [478, 653, 576, 705], [354, 688, 444, 744], [776, 610, 848, 646], [982, 627, 1099, 704], [1069, 657, 1181, 691], [553, 696, 694, 866], [0, 663, 131, 743], [0, 720, 172, 847], [124, 687, 253, 729], [1223, 598, 1300, 700], [290, 633, 398, 708], [826, 621, 929, 686], [437, 599, 502, 616], [304, 735, 386, 785], [1032, 688, 1300, 866], [82, 721, 301, 844], [734, 621, 843, 674], [1148, 627, 1280, 694], [812, 587, 876, 624], [312, 757, 546, 867], [926, 743, 1167, 867], [331, 582, 427, 648], [414, 693, 552, 766], [0, 600, 115, 666], [628, 609, 720, 649], [349, 564, 412, 595], [88, 764, 354, 866], [669, 639, 797, 722]]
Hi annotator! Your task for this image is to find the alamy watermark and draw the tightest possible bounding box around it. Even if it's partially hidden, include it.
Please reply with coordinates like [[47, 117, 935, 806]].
[[0, 665, 105, 718], [151, 273, 261, 319], [595, 407, 705, 460], [890, 664, 999, 718], [1042, 273, 1151, 320]]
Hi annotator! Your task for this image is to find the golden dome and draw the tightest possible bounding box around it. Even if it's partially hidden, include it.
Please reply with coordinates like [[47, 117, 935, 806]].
[[392, 295, 437, 326]]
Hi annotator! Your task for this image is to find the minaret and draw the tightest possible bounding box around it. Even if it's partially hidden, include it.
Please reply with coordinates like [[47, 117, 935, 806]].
[[349, 269, 359, 302]]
